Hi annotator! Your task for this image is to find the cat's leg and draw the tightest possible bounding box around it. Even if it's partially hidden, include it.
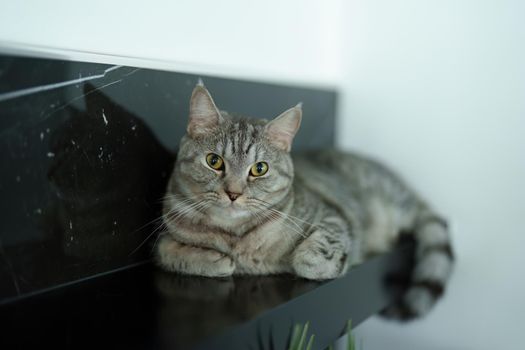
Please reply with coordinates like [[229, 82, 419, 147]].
[[156, 235, 236, 277], [291, 214, 353, 280]]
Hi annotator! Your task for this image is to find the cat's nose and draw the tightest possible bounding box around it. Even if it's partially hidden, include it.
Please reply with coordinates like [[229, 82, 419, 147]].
[[226, 191, 241, 201]]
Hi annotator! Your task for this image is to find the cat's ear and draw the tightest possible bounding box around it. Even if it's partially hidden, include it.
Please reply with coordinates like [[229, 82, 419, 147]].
[[187, 82, 223, 137], [264, 103, 302, 152]]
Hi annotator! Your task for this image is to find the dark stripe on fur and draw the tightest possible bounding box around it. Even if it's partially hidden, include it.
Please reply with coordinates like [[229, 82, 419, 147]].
[[338, 253, 348, 274], [416, 215, 449, 231], [397, 303, 418, 321], [380, 303, 418, 321], [245, 142, 254, 155]]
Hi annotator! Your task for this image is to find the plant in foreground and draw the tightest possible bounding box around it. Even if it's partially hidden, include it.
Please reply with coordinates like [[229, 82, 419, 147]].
[[288, 320, 357, 350]]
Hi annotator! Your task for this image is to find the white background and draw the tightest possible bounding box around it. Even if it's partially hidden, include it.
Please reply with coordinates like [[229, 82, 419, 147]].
[[1, 1, 524, 349]]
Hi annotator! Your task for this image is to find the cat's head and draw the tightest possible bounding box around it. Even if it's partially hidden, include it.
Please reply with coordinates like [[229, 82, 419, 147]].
[[171, 82, 302, 225]]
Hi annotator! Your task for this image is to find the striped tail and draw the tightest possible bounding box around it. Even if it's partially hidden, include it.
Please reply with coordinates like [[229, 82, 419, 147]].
[[382, 213, 455, 320]]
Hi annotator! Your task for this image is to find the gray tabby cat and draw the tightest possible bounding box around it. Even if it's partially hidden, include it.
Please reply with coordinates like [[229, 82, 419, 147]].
[[156, 83, 454, 319]]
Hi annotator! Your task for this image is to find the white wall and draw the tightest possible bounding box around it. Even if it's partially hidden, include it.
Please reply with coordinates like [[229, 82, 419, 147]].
[[0, 0, 342, 87], [340, 1, 525, 349], [1, 1, 524, 349]]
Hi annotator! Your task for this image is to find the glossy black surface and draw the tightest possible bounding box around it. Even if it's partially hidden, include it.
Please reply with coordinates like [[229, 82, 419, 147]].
[[0, 54, 337, 303], [0, 244, 413, 350]]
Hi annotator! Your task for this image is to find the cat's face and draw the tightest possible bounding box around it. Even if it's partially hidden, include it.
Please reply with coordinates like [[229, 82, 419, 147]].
[[171, 83, 301, 224]]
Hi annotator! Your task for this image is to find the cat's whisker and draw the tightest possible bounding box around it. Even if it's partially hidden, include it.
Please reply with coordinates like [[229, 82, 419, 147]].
[[278, 218, 308, 238], [167, 199, 211, 224], [163, 195, 209, 217], [163, 192, 218, 226], [249, 202, 307, 239], [265, 211, 299, 240], [150, 231, 167, 254], [249, 208, 267, 228], [129, 213, 166, 237], [253, 194, 348, 238], [194, 201, 212, 215], [167, 201, 205, 223], [163, 201, 196, 219], [161, 193, 200, 203], [129, 220, 167, 256], [180, 200, 211, 220], [131, 197, 212, 256], [252, 198, 322, 232], [247, 200, 312, 238], [269, 208, 305, 233], [162, 196, 201, 215]]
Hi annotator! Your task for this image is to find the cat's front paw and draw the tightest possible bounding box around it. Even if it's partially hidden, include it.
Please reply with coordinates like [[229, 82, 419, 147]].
[[156, 237, 235, 277], [292, 247, 349, 280], [200, 251, 236, 277]]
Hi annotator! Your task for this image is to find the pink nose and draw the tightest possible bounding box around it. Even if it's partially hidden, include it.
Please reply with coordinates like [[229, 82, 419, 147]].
[[226, 191, 241, 201]]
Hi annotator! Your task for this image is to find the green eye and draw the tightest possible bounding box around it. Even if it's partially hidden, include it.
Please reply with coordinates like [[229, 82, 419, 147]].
[[250, 162, 269, 177], [206, 153, 224, 170]]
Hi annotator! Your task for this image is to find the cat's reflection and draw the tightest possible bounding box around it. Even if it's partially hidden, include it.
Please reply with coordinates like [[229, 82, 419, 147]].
[[154, 270, 320, 346], [46, 83, 174, 263]]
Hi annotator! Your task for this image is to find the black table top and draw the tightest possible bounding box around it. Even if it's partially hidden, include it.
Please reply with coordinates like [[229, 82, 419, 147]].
[[0, 243, 412, 350]]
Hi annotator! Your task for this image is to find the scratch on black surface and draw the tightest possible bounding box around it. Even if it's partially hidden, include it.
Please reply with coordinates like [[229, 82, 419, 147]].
[[40, 68, 142, 122], [0, 68, 142, 141], [0, 65, 122, 103], [40, 78, 123, 121]]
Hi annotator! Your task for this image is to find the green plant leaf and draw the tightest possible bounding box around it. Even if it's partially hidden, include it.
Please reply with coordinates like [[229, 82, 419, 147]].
[[347, 320, 356, 350], [297, 322, 310, 350], [305, 334, 315, 350], [288, 324, 303, 350]]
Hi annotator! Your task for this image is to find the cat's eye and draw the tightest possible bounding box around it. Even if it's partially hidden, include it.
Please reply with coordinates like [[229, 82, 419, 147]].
[[206, 153, 224, 170], [250, 162, 269, 177]]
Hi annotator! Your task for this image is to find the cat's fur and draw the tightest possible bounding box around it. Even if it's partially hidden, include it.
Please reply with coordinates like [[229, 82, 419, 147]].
[[156, 83, 454, 319]]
